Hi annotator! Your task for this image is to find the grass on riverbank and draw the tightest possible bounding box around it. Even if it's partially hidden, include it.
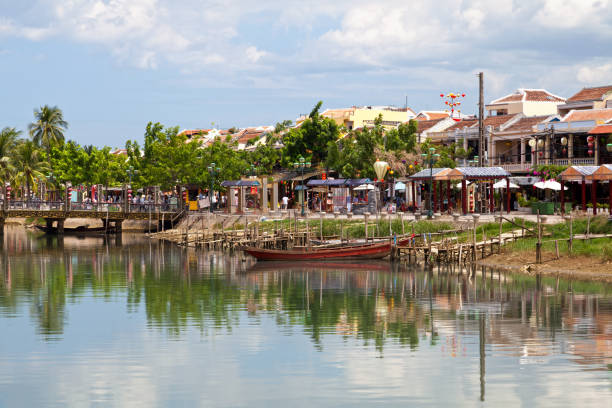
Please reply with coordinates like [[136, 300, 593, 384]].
[[505, 215, 612, 261]]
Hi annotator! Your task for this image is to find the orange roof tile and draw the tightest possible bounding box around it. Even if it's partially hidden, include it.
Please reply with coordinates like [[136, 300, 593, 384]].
[[588, 124, 612, 134], [416, 111, 450, 120], [445, 119, 477, 131], [492, 93, 523, 103], [523, 90, 565, 102], [482, 114, 518, 128], [566, 85, 612, 102], [416, 118, 445, 133], [503, 115, 550, 132], [563, 108, 612, 123]]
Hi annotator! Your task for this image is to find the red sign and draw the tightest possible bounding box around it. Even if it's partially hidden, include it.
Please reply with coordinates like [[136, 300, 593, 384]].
[[250, 187, 258, 194]]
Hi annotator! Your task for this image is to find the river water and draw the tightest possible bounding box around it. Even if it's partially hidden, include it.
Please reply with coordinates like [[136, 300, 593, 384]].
[[0, 226, 610, 407]]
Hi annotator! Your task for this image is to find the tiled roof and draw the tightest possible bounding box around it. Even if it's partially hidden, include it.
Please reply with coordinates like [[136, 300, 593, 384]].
[[504, 115, 550, 132], [409, 168, 449, 180], [523, 90, 565, 102], [416, 118, 445, 133], [446, 119, 477, 131], [566, 85, 612, 102], [456, 167, 511, 178], [416, 111, 449, 120], [492, 93, 523, 103], [563, 108, 612, 123], [588, 124, 612, 134], [179, 129, 210, 137], [482, 114, 518, 129], [489, 89, 565, 104]]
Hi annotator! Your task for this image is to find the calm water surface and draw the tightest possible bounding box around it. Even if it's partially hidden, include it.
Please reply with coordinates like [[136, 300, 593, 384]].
[[0, 226, 611, 407]]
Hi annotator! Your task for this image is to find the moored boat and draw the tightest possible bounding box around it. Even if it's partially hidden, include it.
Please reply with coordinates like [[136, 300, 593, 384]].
[[243, 240, 394, 261]]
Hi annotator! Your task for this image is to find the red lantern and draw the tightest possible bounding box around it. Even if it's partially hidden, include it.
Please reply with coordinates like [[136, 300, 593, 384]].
[[539, 151, 543, 157], [587, 135, 594, 143], [440, 94, 444, 97], [562, 148, 567, 155], [588, 142, 593, 148], [588, 149, 593, 156], [461, 93, 465, 97]]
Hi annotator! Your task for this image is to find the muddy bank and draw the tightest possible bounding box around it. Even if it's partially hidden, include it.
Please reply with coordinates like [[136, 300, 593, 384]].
[[478, 250, 612, 283]]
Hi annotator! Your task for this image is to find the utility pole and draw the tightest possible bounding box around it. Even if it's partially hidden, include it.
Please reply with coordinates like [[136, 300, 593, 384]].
[[478, 72, 484, 167]]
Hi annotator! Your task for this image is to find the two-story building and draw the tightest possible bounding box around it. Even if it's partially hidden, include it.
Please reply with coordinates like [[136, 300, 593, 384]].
[[557, 85, 612, 117], [320, 106, 416, 130]]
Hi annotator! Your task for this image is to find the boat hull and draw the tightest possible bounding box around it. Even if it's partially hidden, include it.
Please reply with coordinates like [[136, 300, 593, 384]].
[[243, 241, 393, 261]]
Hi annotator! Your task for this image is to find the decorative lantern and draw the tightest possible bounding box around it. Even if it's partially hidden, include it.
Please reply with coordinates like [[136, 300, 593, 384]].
[[560, 136, 567, 146], [538, 151, 543, 157], [537, 139, 544, 148], [528, 138, 536, 148], [373, 160, 389, 181], [588, 142, 593, 148], [587, 135, 594, 143], [588, 149, 593, 156], [562, 148, 567, 155], [607, 143, 612, 152]]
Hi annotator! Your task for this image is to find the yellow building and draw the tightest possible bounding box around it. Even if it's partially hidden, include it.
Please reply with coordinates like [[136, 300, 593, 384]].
[[321, 106, 415, 130]]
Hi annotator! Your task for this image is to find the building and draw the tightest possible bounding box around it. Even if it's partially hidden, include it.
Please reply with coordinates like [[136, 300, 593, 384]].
[[486, 89, 565, 116], [414, 111, 450, 121], [232, 126, 274, 150], [557, 85, 612, 117], [320, 106, 416, 130]]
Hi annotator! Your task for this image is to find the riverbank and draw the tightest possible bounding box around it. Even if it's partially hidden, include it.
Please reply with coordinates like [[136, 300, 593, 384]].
[[479, 251, 612, 283]]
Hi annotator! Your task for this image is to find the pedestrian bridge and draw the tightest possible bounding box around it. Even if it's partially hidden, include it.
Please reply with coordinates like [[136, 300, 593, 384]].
[[0, 200, 184, 234]]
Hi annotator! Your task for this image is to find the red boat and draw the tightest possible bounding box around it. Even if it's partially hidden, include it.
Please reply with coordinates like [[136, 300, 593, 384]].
[[243, 240, 394, 261]]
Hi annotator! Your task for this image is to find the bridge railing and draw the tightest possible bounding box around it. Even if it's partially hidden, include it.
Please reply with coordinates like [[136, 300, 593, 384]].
[[0, 200, 181, 214]]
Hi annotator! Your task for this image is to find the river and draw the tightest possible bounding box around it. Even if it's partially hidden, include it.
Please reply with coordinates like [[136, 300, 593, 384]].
[[0, 226, 610, 407]]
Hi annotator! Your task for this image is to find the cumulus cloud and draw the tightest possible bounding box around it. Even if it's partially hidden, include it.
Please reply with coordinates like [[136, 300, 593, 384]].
[[1, 0, 612, 99]]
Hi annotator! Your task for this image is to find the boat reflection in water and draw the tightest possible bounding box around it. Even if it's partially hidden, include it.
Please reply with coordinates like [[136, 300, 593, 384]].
[[0, 225, 611, 407]]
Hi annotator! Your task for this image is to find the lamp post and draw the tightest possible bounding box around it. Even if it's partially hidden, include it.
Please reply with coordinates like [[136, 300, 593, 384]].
[[127, 166, 138, 186], [421, 147, 440, 219], [373, 159, 389, 214], [207, 162, 221, 213], [293, 156, 310, 216]]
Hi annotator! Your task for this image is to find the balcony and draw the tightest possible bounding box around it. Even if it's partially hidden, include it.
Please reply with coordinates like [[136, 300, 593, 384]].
[[498, 162, 531, 172], [539, 157, 596, 166]]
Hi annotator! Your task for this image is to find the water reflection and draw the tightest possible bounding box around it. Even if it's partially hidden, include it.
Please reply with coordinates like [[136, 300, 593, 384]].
[[0, 226, 611, 406]]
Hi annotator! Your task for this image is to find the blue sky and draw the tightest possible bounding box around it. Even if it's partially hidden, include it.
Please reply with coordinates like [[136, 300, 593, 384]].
[[1, 0, 611, 148]]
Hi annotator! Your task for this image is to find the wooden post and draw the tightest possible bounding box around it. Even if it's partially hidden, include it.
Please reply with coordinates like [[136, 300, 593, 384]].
[[364, 213, 369, 243], [591, 180, 598, 215], [560, 180, 565, 215], [320, 212, 324, 241], [568, 213, 573, 253], [536, 210, 542, 264], [587, 213, 591, 239], [555, 240, 559, 259], [581, 179, 586, 212], [505, 177, 511, 214], [401, 213, 405, 235], [498, 215, 503, 253], [461, 180, 467, 215]]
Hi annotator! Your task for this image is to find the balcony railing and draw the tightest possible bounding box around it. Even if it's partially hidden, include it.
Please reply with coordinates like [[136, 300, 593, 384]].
[[538, 157, 596, 166], [498, 162, 531, 172]]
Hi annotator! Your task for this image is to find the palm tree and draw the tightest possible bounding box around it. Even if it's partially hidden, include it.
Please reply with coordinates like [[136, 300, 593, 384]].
[[0, 127, 20, 184], [14, 141, 48, 203], [28, 105, 68, 155]]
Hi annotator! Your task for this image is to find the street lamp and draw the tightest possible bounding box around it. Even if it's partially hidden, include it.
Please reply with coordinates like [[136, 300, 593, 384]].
[[421, 147, 440, 219], [127, 166, 138, 186], [293, 155, 310, 216], [207, 162, 221, 213]]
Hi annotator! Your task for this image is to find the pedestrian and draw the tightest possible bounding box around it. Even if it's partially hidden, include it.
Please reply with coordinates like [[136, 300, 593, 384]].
[[282, 195, 289, 210]]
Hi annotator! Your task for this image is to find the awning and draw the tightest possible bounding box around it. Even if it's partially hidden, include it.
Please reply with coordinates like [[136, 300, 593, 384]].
[[220, 180, 261, 187], [587, 164, 612, 181], [354, 184, 375, 191], [559, 165, 599, 181]]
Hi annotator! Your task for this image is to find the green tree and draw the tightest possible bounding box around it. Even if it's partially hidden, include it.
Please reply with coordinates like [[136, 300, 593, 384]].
[[281, 101, 340, 166], [14, 140, 48, 201], [0, 127, 21, 185], [28, 105, 68, 155]]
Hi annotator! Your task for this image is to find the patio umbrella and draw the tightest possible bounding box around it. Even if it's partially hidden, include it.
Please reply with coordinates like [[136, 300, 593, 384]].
[[493, 179, 519, 189], [534, 180, 567, 190], [354, 184, 375, 191], [455, 181, 471, 188]]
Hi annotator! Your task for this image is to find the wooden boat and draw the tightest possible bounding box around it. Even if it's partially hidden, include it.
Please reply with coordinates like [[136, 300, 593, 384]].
[[243, 240, 394, 261], [33, 225, 117, 235]]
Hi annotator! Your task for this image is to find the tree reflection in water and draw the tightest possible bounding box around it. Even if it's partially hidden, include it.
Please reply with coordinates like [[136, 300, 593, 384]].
[[0, 226, 611, 372]]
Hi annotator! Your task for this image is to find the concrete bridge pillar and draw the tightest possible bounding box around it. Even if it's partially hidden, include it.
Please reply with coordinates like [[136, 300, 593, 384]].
[[57, 219, 65, 235], [46, 219, 53, 229], [0, 218, 4, 235], [115, 220, 123, 233]]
